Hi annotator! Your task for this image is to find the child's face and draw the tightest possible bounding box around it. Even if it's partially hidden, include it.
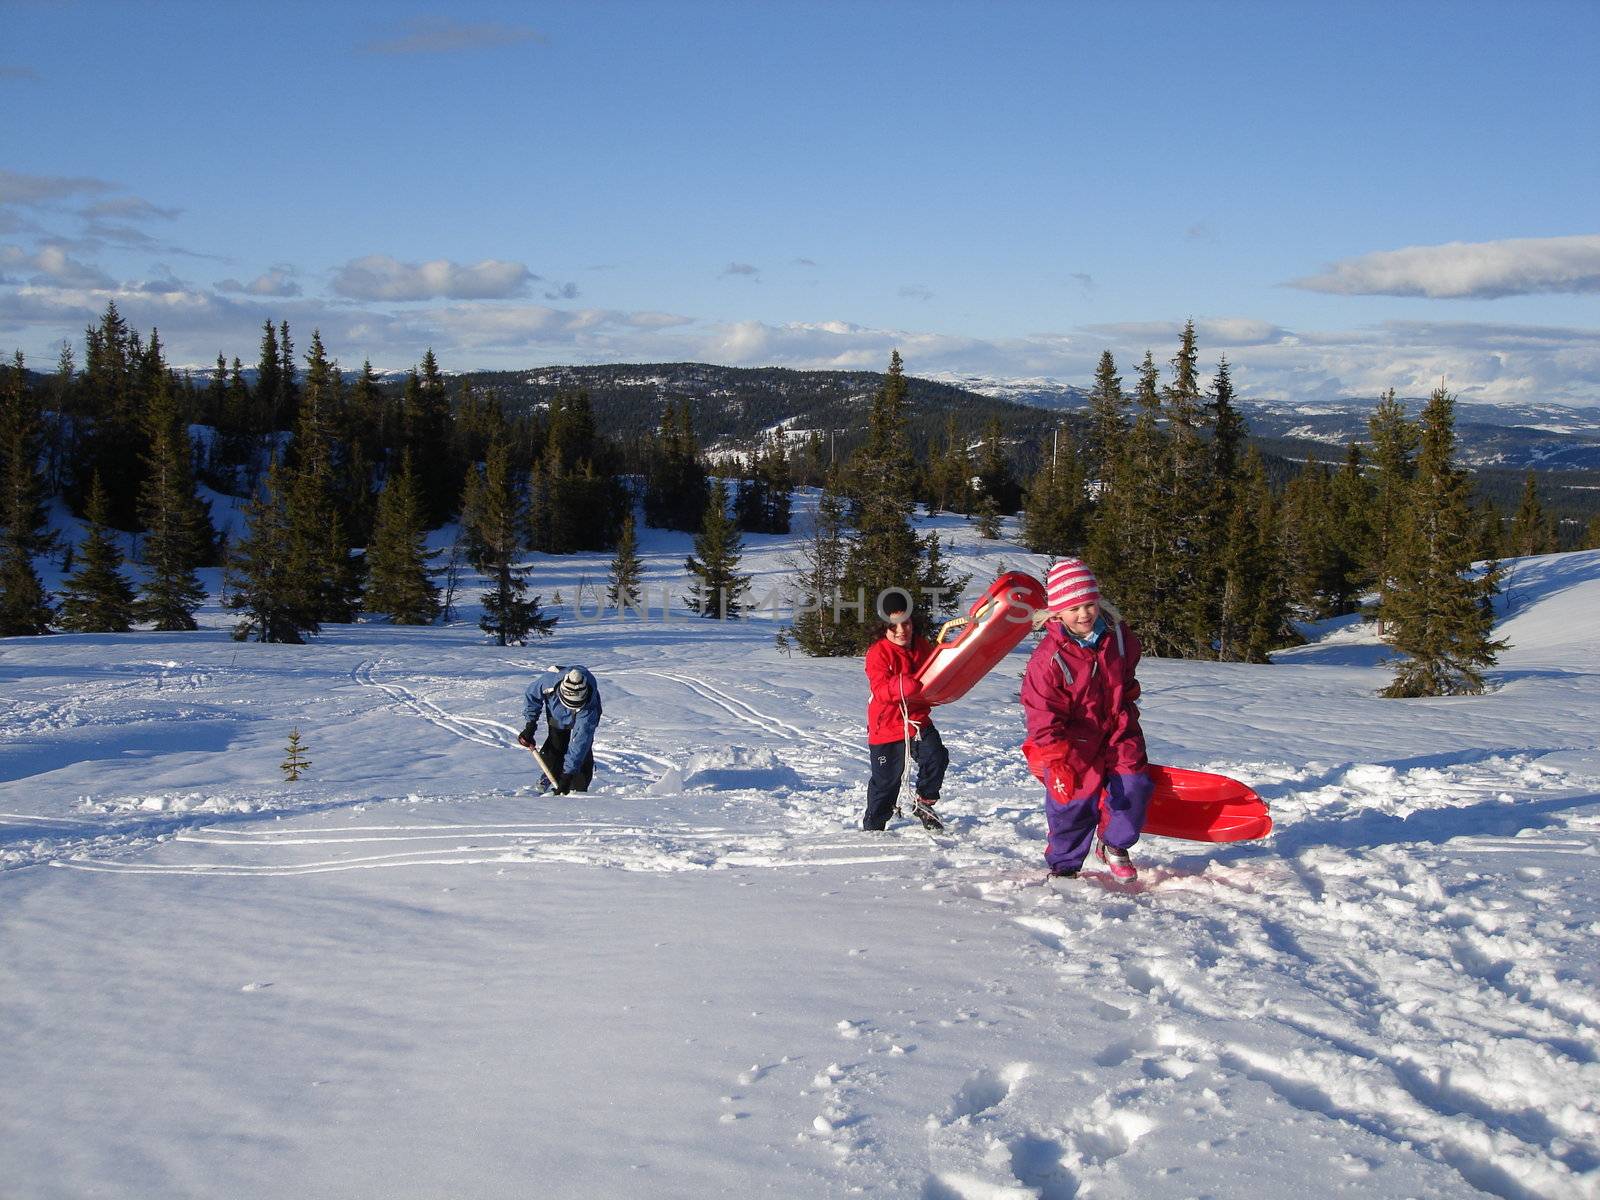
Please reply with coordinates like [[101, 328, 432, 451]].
[[885, 613, 913, 645], [1061, 600, 1099, 637]]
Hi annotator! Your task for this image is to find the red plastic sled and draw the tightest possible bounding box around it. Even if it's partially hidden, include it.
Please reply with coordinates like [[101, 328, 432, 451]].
[[916, 571, 1047, 706], [1142, 765, 1272, 842]]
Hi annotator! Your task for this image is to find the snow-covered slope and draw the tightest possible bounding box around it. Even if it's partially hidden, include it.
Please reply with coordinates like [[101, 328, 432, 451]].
[[3, 511, 1599, 1199]]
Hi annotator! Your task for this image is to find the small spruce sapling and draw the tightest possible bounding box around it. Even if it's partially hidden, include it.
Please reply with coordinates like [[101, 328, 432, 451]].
[[282, 728, 311, 781]]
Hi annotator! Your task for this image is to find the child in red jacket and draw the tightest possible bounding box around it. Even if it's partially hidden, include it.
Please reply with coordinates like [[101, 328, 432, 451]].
[[1020, 559, 1152, 880], [863, 591, 948, 832]]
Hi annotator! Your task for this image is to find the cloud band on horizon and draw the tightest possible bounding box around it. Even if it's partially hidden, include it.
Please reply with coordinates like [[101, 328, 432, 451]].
[[331, 254, 535, 301], [1291, 234, 1600, 299]]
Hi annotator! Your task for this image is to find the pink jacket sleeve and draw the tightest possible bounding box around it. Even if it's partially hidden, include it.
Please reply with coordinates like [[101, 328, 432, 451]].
[[1108, 626, 1148, 772]]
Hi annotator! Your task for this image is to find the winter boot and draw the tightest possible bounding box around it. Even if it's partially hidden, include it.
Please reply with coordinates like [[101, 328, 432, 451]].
[[1095, 840, 1137, 881], [910, 797, 944, 832]]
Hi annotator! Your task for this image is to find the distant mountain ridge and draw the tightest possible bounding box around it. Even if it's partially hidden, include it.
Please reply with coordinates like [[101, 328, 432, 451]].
[[939, 373, 1600, 472]]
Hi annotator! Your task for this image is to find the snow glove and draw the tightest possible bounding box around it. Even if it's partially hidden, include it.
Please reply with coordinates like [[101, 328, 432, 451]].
[[517, 722, 538, 749], [1022, 740, 1078, 805]]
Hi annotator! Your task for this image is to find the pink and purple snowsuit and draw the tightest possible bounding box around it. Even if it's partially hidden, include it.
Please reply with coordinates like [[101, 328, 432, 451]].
[[1020, 617, 1152, 874]]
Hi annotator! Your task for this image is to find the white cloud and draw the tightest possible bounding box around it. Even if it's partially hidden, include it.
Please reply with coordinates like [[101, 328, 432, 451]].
[[331, 255, 534, 301], [1, 243, 115, 290], [216, 268, 303, 298], [721, 262, 760, 279], [1290, 234, 1600, 299]]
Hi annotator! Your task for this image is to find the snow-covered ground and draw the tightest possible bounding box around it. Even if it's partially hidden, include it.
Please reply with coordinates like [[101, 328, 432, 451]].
[[3, 503, 1599, 1200]]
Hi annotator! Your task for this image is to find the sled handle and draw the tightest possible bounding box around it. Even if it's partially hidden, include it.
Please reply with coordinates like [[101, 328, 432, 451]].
[[936, 597, 1004, 645]]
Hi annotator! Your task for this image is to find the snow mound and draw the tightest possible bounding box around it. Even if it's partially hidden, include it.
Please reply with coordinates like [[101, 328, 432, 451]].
[[680, 745, 804, 793]]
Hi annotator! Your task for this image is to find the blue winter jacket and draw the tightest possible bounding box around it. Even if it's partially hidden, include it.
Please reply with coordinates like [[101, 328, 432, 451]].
[[523, 665, 603, 775]]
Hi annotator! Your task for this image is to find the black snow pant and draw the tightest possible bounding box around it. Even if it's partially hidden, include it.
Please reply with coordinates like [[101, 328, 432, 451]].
[[863, 724, 949, 830], [539, 727, 595, 793]]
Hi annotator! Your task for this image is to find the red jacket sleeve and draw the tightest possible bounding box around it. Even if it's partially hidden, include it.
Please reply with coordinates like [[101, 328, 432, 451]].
[[865, 638, 926, 705]]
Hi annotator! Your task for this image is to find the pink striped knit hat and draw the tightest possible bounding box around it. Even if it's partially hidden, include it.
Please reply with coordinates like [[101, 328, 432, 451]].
[[1046, 558, 1100, 611]]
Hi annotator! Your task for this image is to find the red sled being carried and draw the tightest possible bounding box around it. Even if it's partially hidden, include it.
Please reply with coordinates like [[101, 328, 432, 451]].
[[916, 571, 1047, 706], [1142, 766, 1273, 842]]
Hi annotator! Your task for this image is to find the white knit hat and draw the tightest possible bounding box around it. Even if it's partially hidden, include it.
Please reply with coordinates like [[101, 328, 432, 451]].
[[1046, 558, 1101, 610]]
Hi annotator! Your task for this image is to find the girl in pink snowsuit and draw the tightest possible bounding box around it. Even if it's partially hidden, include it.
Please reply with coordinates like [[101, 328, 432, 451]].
[[1020, 558, 1152, 880]]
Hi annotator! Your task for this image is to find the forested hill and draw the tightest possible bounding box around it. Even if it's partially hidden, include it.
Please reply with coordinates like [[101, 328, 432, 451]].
[[457, 362, 1069, 467]]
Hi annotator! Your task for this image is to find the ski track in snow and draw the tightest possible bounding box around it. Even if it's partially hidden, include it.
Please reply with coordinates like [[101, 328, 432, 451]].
[[352, 657, 508, 750]]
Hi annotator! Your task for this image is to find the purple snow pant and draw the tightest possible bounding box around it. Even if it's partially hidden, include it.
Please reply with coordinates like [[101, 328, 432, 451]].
[[1044, 769, 1153, 874]]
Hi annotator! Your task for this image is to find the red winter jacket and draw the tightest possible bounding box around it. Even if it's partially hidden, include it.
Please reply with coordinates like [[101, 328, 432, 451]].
[[865, 634, 935, 744], [1020, 618, 1147, 801]]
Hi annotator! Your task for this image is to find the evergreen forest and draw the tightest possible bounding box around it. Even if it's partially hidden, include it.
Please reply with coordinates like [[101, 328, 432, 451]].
[[6, 307, 1595, 695]]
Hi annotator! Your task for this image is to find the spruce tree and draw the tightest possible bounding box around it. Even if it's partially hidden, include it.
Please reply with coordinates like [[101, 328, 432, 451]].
[[226, 460, 316, 643], [0, 350, 54, 636], [1279, 456, 1340, 619], [1, 350, 54, 557], [734, 432, 792, 535], [1093, 350, 1170, 650], [281, 728, 311, 781], [918, 531, 970, 629], [1507, 471, 1555, 557], [607, 510, 644, 610], [1381, 386, 1506, 697], [973, 493, 1002, 539], [285, 332, 361, 624], [787, 484, 855, 656], [839, 352, 924, 648], [133, 332, 209, 631], [1218, 449, 1293, 662], [1365, 390, 1419, 633], [456, 456, 492, 573], [1085, 350, 1128, 492], [403, 350, 457, 528], [59, 474, 137, 632], [275, 321, 298, 431], [760, 429, 793, 533], [1190, 355, 1251, 651], [643, 399, 709, 531], [44, 340, 77, 497], [925, 416, 974, 515], [471, 438, 554, 645], [1021, 432, 1087, 556], [75, 303, 145, 529], [975, 418, 1022, 515], [534, 388, 620, 554], [362, 455, 440, 625], [0, 537, 52, 636], [1161, 321, 1219, 655], [684, 479, 751, 618], [1328, 442, 1375, 613], [254, 320, 282, 433]]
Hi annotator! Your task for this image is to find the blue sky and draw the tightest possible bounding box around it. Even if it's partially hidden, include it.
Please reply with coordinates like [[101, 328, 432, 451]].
[[3, 0, 1598, 405]]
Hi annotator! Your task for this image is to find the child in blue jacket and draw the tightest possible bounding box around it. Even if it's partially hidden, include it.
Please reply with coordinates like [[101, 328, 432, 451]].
[[519, 665, 602, 794]]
